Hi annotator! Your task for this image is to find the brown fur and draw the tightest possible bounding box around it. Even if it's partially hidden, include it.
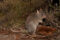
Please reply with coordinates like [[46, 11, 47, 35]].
[[25, 8, 46, 34]]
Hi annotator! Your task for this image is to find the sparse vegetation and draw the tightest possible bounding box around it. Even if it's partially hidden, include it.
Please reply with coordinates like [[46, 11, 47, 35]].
[[0, 0, 47, 28], [0, 0, 60, 40]]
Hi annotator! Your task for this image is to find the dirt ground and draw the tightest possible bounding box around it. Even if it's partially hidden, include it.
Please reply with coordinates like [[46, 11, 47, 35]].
[[0, 25, 60, 40]]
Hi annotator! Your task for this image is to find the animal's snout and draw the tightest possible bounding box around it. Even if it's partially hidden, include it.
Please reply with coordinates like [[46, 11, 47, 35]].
[[42, 18, 51, 26]]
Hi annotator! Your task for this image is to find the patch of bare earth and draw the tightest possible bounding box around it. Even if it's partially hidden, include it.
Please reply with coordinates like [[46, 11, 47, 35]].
[[0, 25, 60, 40]]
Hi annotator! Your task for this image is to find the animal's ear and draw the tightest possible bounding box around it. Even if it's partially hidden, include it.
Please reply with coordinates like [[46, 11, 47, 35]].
[[37, 10, 40, 14], [39, 8, 43, 12]]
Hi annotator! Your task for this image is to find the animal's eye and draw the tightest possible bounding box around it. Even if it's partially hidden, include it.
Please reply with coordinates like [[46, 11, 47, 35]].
[[42, 18, 46, 22]]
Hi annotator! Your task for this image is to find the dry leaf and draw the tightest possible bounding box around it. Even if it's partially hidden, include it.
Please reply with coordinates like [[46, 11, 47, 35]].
[[36, 25, 56, 36]]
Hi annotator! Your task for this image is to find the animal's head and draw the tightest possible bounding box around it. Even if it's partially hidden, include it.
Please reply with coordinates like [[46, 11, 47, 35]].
[[36, 8, 46, 17], [36, 8, 47, 23]]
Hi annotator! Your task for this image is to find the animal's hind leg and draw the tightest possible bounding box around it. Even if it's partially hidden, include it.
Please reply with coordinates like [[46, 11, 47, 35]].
[[31, 26, 37, 37]]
